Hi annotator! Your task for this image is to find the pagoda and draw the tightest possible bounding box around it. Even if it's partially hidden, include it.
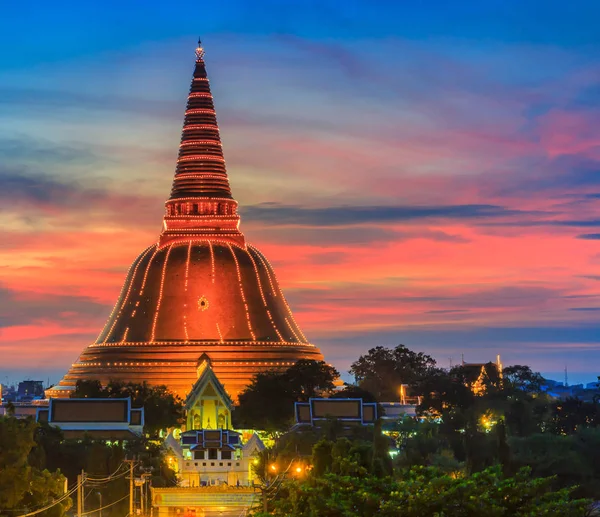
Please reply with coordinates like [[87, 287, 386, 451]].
[[53, 39, 324, 400]]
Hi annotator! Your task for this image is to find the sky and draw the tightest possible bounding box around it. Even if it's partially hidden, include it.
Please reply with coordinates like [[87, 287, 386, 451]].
[[0, 1, 599, 386]]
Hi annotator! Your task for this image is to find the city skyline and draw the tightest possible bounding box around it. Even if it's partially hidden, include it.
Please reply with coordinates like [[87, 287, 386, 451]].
[[1, 1, 599, 385]]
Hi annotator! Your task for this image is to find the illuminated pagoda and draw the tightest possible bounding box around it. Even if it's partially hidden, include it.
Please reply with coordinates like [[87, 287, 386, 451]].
[[53, 39, 323, 400]]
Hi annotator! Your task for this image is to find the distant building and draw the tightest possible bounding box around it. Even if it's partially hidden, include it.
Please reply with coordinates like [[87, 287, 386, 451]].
[[36, 397, 144, 440], [461, 355, 503, 395], [0, 402, 46, 418], [380, 402, 418, 420], [17, 380, 44, 400], [294, 398, 378, 428]]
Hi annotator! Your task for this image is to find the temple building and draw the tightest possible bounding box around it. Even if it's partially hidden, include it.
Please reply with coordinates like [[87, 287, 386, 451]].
[[163, 355, 265, 487], [52, 39, 324, 400]]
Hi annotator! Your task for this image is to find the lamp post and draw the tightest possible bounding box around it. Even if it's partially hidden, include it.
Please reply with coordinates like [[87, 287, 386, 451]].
[[96, 492, 102, 517]]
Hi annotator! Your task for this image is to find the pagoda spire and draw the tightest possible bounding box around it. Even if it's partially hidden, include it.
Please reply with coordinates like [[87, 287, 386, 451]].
[[160, 38, 244, 247]]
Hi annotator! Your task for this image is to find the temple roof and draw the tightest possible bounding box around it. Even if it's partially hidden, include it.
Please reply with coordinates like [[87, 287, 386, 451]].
[[169, 39, 232, 201], [160, 38, 244, 246], [185, 354, 233, 410]]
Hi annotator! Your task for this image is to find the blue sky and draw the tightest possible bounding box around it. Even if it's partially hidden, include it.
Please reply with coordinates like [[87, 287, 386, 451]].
[[1, 1, 599, 385]]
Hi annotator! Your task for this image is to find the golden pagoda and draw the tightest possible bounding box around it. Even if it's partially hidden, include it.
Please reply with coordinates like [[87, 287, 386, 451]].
[[54, 39, 323, 400]]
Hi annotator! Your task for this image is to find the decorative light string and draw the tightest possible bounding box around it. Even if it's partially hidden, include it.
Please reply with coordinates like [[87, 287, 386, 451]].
[[88, 339, 314, 347], [180, 140, 222, 147], [184, 240, 192, 342], [121, 245, 159, 343], [208, 240, 215, 283], [183, 124, 219, 131], [247, 248, 284, 341], [185, 108, 216, 115], [101, 246, 153, 344], [227, 242, 256, 341], [150, 245, 173, 342], [251, 245, 308, 342], [104, 246, 153, 343], [177, 155, 225, 163]]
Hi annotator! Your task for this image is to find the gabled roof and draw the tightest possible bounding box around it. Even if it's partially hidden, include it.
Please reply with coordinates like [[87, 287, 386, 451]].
[[242, 433, 266, 456], [185, 356, 232, 410]]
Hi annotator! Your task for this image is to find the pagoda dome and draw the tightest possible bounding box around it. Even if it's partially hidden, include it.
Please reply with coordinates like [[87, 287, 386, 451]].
[[96, 241, 309, 345], [56, 39, 324, 400]]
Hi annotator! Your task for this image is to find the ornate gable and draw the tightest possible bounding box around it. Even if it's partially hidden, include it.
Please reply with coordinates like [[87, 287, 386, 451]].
[[185, 355, 233, 430]]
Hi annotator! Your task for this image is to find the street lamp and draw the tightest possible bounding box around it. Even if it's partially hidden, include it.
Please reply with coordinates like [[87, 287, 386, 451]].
[[96, 492, 102, 517]]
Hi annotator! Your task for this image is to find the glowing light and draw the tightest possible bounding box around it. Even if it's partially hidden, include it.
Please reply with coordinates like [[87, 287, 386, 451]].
[[185, 108, 216, 115], [197, 295, 209, 311], [247, 248, 284, 341], [184, 240, 191, 342], [150, 244, 172, 342], [103, 246, 153, 343], [177, 155, 225, 163], [227, 242, 256, 341]]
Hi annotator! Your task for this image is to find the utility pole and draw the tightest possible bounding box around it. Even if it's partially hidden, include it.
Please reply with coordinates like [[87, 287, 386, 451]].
[[141, 473, 152, 517], [77, 473, 81, 517], [125, 459, 136, 516], [77, 470, 85, 517]]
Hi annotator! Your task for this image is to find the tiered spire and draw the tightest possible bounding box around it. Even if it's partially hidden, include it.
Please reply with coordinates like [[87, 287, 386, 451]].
[[160, 39, 244, 246]]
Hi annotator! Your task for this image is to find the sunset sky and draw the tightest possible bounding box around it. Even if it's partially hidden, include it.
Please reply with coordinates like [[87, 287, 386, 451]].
[[1, 1, 599, 385]]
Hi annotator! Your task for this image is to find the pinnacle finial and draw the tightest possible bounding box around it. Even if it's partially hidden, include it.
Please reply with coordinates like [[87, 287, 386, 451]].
[[195, 38, 205, 61]]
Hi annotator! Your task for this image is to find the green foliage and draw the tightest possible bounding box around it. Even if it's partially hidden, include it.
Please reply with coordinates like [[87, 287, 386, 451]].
[[0, 417, 70, 517], [236, 360, 339, 432], [371, 420, 393, 477], [509, 429, 600, 499], [257, 465, 590, 517], [350, 345, 437, 401], [502, 365, 545, 393], [73, 380, 184, 436], [329, 385, 377, 403]]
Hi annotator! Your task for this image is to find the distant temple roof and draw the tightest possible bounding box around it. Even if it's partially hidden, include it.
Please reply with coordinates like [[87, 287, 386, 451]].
[[294, 398, 378, 427], [37, 397, 144, 439]]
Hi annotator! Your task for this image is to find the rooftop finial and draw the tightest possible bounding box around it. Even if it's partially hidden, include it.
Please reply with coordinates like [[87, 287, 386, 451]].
[[195, 38, 205, 61]]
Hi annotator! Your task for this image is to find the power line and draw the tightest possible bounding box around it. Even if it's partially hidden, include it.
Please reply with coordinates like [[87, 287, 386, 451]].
[[86, 463, 128, 482], [81, 493, 129, 516]]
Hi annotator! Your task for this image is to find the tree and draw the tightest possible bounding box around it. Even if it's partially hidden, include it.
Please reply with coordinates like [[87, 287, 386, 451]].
[[549, 397, 600, 435], [236, 361, 338, 432], [371, 420, 393, 477], [350, 345, 437, 401], [330, 385, 377, 403], [236, 371, 296, 432], [502, 365, 545, 394], [258, 465, 590, 517], [0, 417, 70, 517], [285, 360, 338, 400]]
